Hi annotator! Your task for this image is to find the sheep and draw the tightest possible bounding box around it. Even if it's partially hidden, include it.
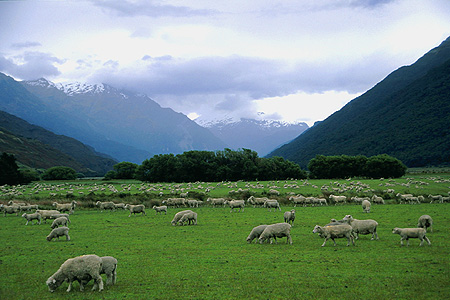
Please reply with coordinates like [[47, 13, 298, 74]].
[[8, 200, 26, 206], [51, 217, 69, 229], [288, 195, 305, 207], [187, 199, 199, 208], [178, 211, 198, 226], [96, 201, 115, 212], [263, 200, 281, 212], [396, 193, 413, 204], [268, 189, 280, 196], [113, 203, 126, 210], [283, 210, 295, 226], [46, 254, 103, 292], [53, 201, 77, 214], [428, 194, 443, 204], [417, 215, 433, 233], [362, 199, 371, 213], [225, 200, 245, 212], [152, 205, 167, 215], [258, 223, 292, 244], [78, 256, 118, 286], [1, 205, 19, 216], [171, 210, 193, 226], [329, 195, 347, 205], [392, 227, 431, 246], [246, 225, 268, 243], [312, 224, 355, 247], [125, 204, 146, 217], [46, 226, 70, 242], [371, 195, 385, 204], [22, 212, 41, 225], [206, 197, 226, 207], [247, 196, 269, 207], [18, 205, 34, 212], [35, 210, 60, 223], [49, 213, 71, 224], [342, 215, 379, 240], [162, 198, 186, 208]]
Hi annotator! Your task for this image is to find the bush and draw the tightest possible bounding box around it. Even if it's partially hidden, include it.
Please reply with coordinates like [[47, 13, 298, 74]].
[[42, 166, 77, 180]]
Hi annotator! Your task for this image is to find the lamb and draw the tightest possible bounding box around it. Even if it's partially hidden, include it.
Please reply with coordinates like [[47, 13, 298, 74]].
[[258, 223, 292, 244], [124, 204, 146, 217], [171, 210, 193, 225], [22, 212, 41, 225], [342, 215, 379, 240], [152, 205, 167, 215], [36, 210, 60, 223], [371, 195, 385, 204], [362, 199, 371, 213], [95, 201, 115, 212], [226, 200, 245, 213], [392, 227, 431, 246], [53, 201, 77, 214], [417, 215, 433, 233], [51, 217, 69, 229], [46, 226, 70, 241], [78, 256, 118, 286], [46, 254, 104, 292], [283, 210, 295, 226], [264, 200, 281, 212], [206, 197, 226, 207], [312, 224, 355, 247], [178, 211, 198, 226], [329, 195, 347, 205], [187, 199, 199, 208], [113, 203, 126, 210], [49, 213, 71, 224], [246, 225, 268, 243]]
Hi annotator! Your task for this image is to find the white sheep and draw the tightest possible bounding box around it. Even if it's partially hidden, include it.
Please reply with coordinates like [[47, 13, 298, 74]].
[[246, 225, 268, 243], [125, 204, 146, 217], [46, 254, 104, 292], [396, 193, 413, 204], [46, 226, 70, 242], [247, 196, 269, 207], [36, 210, 60, 223], [329, 195, 347, 205], [49, 213, 71, 224], [1, 205, 19, 216], [51, 217, 69, 229], [226, 200, 245, 213], [53, 201, 77, 214], [152, 205, 167, 215], [95, 201, 115, 212], [113, 203, 126, 210], [362, 199, 371, 213], [283, 210, 295, 226], [206, 198, 226, 207], [417, 215, 433, 233], [343, 215, 379, 240], [187, 199, 199, 208], [428, 194, 443, 204], [171, 210, 194, 226], [371, 195, 385, 204], [22, 212, 42, 225], [162, 198, 186, 208], [258, 223, 292, 244], [312, 224, 355, 247], [178, 211, 198, 226], [79, 256, 118, 286], [264, 200, 281, 212], [392, 227, 431, 246]]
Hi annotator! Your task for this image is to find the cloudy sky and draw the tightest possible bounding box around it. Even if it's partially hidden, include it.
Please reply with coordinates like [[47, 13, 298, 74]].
[[1, 0, 450, 126]]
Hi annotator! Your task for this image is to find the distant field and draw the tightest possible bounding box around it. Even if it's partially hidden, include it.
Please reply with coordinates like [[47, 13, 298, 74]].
[[1, 200, 449, 298]]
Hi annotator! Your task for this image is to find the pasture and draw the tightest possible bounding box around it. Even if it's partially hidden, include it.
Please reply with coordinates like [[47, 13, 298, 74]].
[[1, 200, 449, 299]]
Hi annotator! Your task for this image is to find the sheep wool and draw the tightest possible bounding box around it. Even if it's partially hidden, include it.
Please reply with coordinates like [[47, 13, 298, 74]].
[[246, 225, 268, 243]]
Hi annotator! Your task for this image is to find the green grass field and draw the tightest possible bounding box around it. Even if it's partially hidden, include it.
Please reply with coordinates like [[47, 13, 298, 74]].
[[1, 200, 449, 299]]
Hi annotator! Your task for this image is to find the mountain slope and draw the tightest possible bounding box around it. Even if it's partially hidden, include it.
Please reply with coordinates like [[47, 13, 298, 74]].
[[268, 36, 450, 168], [0, 110, 117, 175], [202, 118, 309, 156]]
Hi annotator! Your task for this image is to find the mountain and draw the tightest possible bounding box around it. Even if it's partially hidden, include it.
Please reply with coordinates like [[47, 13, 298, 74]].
[[0, 110, 117, 175], [268, 36, 450, 168], [200, 118, 308, 156]]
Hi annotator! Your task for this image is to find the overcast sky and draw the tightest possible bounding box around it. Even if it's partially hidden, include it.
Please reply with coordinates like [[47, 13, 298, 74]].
[[1, 0, 450, 126]]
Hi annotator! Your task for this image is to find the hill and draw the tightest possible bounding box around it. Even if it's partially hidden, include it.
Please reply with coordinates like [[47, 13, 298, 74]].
[[268, 36, 450, 168], [0, 110, 117, 175]]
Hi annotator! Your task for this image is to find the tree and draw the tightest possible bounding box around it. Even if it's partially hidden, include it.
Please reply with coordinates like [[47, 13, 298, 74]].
[[42, 166, 77, 180], [0, 152, 25, 185], [364, 154, 407, 179], [104, 162, 138, 180]]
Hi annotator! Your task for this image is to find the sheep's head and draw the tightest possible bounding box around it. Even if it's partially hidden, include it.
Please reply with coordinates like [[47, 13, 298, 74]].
[[392, 228, 400, 234], [46, 276, 62, 292], [312, 225, 323, 234], [22, 213, 27, 218]]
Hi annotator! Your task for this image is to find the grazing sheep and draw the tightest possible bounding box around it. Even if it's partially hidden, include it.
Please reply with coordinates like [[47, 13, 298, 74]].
[[247, 196, 269, 207], [113, 203, 126, 210], [258, 223, 292, 244], [343, 215, 379, 240], [283, 210, 295, 226], [187, 199, 199, 208], [362, 200, 371, 213], [49, 213, 71, 224], [392, 227, 431, 246], [396, 193, 413, 204], [152, 205, 167, 215], [8, 200, 26, 206], [79, 256, 117, 286], [53, 201, 77, 214], [18, 205, 34, 212], [226, 200, 245, 213], [329, 195, 347, 205], [178, 211, 198, 226], [428, 194, 443, 204], [268, 189, 280, 196], [246, 225, 268, 243], [47, 226, 70, 242], [95, 201, 115, 212], [206, 198, 226, 207], [171, 210, 194, 226], [51, 217, 69, 229], [312, 224, 355, 247], [36, 210, 60, 223], [417, 215, 433, 233], [264, 200, 281, 212], [371, 195, 385, 204], [162, 198, 186, 208], [124, 204, 146, 217], [1, 205, 19, 216], [22, 212, 41, 225], [46, 254, 103, 292]]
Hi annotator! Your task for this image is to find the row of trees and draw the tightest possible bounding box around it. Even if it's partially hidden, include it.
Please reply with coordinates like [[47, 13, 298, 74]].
[[308, 154, 407, 179], [105, 148, 307, 182]]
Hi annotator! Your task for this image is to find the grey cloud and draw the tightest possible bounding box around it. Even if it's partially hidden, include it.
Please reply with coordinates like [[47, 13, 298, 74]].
[[349, 0, 395, 8], [90, 0, 216, 18], [11, 41, 42, 49], [0, 52, 63, 80]]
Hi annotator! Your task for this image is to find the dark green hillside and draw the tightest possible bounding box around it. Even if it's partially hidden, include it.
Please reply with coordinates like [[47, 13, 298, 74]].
[[0, 110, 117, 175], [269, 36, 450, 168]]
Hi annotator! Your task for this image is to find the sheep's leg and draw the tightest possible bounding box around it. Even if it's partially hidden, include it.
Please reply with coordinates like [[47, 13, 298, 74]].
[[66, 280, 73, 292], [424, 236, 431, 245], [25, 220, 29, 225], [321, 238, 328, 247], [287, 234, 292, 244], [66, 233, 70, 241], [93, 275, 103, 291]]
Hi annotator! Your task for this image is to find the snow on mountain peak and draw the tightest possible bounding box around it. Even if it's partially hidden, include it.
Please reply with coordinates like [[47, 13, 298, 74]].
[[55, 82, 106, 96]]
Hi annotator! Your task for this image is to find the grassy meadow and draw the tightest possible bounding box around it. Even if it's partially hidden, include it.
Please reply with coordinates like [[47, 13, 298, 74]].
[[1, 175, 450, 299]]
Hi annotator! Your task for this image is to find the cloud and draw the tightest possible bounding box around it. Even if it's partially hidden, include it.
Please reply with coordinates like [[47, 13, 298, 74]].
[[90, 0, 216, 18], [11, 41, 42, 49], [0, 52, 63, 80]]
